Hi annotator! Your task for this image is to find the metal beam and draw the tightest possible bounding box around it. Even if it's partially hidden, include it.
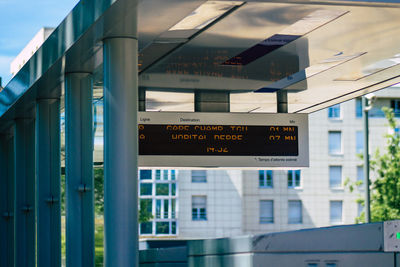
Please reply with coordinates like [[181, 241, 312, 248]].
[[36, 99, 61, 267], [14, 117, 36, 267], [65, 73, 94, 267], [103, 36, 139, 266], [0, 132, 15, 267]]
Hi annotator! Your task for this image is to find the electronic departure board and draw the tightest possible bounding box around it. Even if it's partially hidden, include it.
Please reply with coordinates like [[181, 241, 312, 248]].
[[138, 112, 309, 168]]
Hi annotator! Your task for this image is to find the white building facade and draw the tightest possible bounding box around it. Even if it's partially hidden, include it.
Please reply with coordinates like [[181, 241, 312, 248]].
[[139, 87, 400, 239]]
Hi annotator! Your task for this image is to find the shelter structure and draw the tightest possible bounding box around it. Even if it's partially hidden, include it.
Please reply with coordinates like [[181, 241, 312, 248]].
[[1, 0, 400, 266]]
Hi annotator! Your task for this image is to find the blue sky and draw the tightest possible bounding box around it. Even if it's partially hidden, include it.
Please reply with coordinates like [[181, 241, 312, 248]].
[[0, 0, 79, 86]]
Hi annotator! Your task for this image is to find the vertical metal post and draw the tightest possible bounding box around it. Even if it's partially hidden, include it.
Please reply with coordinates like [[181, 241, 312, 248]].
[[194, 90, 230, 112], [103, 37, 138, 267], [362, 96, 371, 223], [36, 99, 61, 267], [0, 132, 15, 267], [65, 73, 94, 267], [277, 90, 288, 113], [14, 117, 36, 267]]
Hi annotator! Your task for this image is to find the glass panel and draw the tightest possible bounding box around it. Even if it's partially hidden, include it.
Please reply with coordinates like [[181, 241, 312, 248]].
[[356, 131, 364, 154], [163, 170, 169, 180], [140, 222, 153, 235], [140, 199, 152, 214], [140, 183, 152, 196], [140, 170, 152, 180], [171, 199, 176, 218], [329, 166, 342, 188], [171, 183, 176, 196], [356, 98, 362, 118], [199, 208, 207, 220], [259, 170, 265, 187], [288, 200, 302, 224], [330, 201, 342, 223], [155, 170, 161, 180], [295, 170, 301, 187], [192, 196, 207, 220], [163, 199, 169, 218], [156, 222, 170, 234], [192, 170, 207, 183], [357, 166, 364, 188], [156, 184, 169, 196], [260, 200, 274, 223], [329, 131, 342, 154], [358, 202, 364, 217], [156, 199, 161, 219], [266, 170, 273, 187], [171, 221, 176, 234], [328, 104, 340, 118], [171, 170, 176, 180], [288, 171, 293, 187]]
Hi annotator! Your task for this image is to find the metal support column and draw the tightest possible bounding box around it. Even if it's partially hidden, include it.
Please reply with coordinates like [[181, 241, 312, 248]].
[[65, 73, 94, 267], [36, 99, 61, 267], [14, 117, 36, 267], [103, 37, 138, 266], [194, 90, 230, 112], [362, 96, 371, 223], [277, 90, 288, 113], [0, 132, 15, 267]]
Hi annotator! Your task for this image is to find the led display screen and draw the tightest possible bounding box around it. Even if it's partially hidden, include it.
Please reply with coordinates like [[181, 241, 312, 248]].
[[139, 124, 298, 156]]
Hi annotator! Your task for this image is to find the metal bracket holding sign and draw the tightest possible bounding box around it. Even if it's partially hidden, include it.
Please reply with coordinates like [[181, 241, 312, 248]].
[[138, 112, 309, 168]]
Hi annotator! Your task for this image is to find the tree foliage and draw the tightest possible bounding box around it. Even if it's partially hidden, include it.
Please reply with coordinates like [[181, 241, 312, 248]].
[[61, 167, 152, 223], [351, 107, 400, 223]]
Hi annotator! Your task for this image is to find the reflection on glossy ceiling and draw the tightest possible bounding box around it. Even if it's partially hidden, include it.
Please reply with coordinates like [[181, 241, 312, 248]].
[[2, 0, 400, 129]]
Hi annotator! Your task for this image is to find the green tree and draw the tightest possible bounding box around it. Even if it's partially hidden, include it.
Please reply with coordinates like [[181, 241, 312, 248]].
[[348, 107, 400, 223], [93, 167, 153, 223], [61, 167, 152, 223]]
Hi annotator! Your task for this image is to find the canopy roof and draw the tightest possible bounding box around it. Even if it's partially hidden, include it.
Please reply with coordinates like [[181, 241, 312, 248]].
[[1, 0, 400, 132]]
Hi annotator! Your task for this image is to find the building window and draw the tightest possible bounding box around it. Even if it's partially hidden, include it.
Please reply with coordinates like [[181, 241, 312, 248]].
[[140, 183, 152, 196], [259, 170, 273, 188], [139, 169, 178, 236], [391, 100, 400, 115], [140, 170, 152, 180], [192, 196, 207, 220], [329, 131, 342, 154], [357, 166, 364, 189], [329, 166, 342, 189], [357, 202, 364, 217], [260, 200, 274, 224], [330, 201, 343, 224], [288, 200, 302, 224], [191, 170, 207, 183], [356, 97, 363, 118], [140, 222, 152, 235], [356, 131, 364, 154], [288, 170, 301, 188], [328, 104, 341, 119]]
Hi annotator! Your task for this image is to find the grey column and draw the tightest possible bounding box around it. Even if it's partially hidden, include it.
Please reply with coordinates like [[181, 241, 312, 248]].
[[14, 117, 36, 267], [103, 37, 138, 266], [194, 90, 230, 112], [36, 99, 61, 267], [0, 132, 15, 267], [362, 96, 371, 223], [65, 73, 94, 267]]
